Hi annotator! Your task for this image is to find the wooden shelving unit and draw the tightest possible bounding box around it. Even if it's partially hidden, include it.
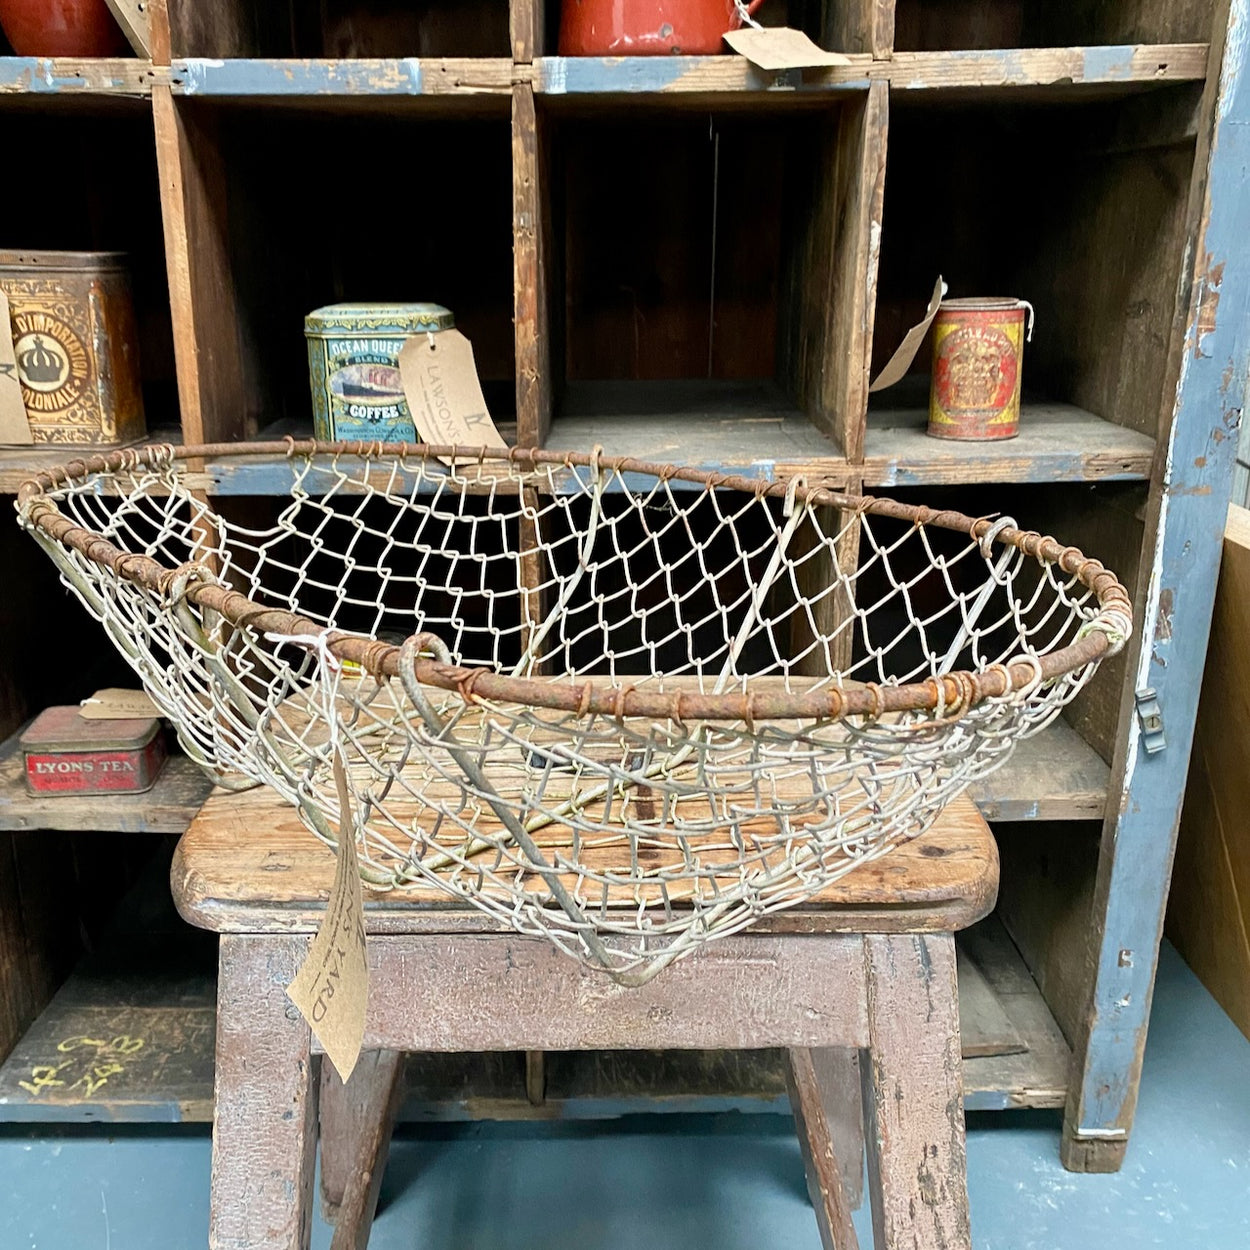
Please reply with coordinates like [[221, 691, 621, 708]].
[[0, 0, 1247, 1174]]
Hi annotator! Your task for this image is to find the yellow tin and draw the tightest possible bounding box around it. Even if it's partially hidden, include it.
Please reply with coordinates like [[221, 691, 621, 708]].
[[928, 297, 1031, 441], [0, 250, 145, 446]]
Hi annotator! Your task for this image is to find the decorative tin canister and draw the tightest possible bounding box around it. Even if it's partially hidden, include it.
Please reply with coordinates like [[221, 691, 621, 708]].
[[305, 302, 455, 443], [21, 706, 166, 796], [0, 250, 145, 446], [928, 297, 1031, 441]]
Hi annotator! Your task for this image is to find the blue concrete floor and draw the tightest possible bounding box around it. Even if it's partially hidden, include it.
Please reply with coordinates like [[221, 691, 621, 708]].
[[1, 941, 1247, 1249]]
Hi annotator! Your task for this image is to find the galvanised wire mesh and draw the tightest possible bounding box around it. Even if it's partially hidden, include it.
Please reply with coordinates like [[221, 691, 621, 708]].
[[18, 442, 1131, 984]]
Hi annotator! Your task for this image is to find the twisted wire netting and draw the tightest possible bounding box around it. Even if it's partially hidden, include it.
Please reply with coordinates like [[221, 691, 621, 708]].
[[17, 444, 1128, 983]]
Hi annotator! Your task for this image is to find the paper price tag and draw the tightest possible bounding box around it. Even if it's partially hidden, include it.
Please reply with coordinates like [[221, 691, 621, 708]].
[[286, 750, 369, 1081], [869, 276, 948, 393], [0, 290, 34, 446], [79, 688, 161, 720], [399, 329, 508, 466], [724, 27, 851, 71]]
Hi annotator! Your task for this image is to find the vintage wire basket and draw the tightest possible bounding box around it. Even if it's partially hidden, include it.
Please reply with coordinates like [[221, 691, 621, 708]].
[[17, 442, 1132, 984]]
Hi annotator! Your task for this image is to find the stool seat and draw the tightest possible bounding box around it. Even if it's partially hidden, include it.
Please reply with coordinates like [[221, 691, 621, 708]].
[[172, 786, 997, 936]]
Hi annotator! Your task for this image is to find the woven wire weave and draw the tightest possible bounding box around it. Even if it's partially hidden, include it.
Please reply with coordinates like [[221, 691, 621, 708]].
[[18, 442, 1132, 984]]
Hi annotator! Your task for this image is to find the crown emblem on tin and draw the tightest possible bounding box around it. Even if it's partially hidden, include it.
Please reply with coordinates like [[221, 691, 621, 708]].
[[18, 336, 66, 385]]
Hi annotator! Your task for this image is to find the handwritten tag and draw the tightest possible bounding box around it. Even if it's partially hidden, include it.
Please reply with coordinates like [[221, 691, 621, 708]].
[[724, 27, 851, 71], [286, 749, 368, 1081], [399, 328, 508, 465], [79, 688, 161, 720], [0, 290, 33, 446], [869, 276, 948, 393]]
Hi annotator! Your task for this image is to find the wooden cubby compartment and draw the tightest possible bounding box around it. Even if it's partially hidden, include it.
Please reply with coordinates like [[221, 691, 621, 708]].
[[866, 87, 1201, 486], [167, 0, 511, 58], [538, 91, 880, 464], [0, 106, 177, 426], [535, 0, 868, 57], [170, 100, 515, 443], [893, 0, 1217, 50]]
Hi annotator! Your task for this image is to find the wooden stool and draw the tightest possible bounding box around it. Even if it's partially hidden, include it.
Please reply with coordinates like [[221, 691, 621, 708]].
[[172, 787, 997, 1250]]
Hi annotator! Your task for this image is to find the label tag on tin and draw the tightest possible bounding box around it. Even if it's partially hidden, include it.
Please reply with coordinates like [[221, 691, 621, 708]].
[[869, 276, 948, 393], [399, 329, 508, 465], [287, 749, 369, 1082], [724, 28, 851, 71], [0, 291, 34, 446], [80, 688, 161, 720]]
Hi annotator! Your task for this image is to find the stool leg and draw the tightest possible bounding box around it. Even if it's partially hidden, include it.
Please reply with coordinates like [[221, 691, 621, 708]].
[[786, 1048, 861, 1250], [211, 935, 319, 1250], [862, 934, 971, 1250], [321, 1050, 405, 1250]]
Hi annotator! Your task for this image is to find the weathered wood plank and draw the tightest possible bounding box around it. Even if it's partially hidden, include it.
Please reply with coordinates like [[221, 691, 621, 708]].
[[0, 728, 212, 834], [863, 401, 1156, 486], [152, 86, 250, 445], [0, 57, 153, 97], [1062, 0, 1250, 1174], [534, 54, 871, 98], [321, 1050, 404, 1248], [956, 945, 1025, 1058], [326, 934, 871, 1052], [172, 58, 514, 98], [862, 933, 971, 1250], [890, 44, 1209, 91], [103, 0, 151, 58], [212, 936, 318, 1250], [172, 785, 997, 935], [969, 719, 1109, 821], [513, 81, 553, 445], [786, 1047, 861, 1250], [960, 917, 1072, 1111]]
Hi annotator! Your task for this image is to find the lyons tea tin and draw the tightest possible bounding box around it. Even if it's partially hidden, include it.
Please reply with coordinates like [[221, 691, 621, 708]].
[[20, 705, 166, 796], [928, 297, 1032, 441], [0, 250, 145, 446], [305, 302, 455, 443]]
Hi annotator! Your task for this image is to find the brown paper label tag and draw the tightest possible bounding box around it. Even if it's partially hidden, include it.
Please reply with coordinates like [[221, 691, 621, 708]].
[[869, 276, 948, 393], [0, 290, 34, 446], [79, 688, 161, 720], [724, 27, 851, 71], [399, 329, 508, 465], [287, 749, 368, 1081]]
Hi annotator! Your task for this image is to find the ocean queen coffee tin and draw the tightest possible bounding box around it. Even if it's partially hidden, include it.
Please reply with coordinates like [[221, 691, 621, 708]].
[[305, 302, 454, 443], [0, 250, 145, 446], [928, 298, 1031, 441]]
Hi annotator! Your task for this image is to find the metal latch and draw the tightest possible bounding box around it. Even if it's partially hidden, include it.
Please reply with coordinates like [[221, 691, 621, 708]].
[[1136, 688, 1166, 754]]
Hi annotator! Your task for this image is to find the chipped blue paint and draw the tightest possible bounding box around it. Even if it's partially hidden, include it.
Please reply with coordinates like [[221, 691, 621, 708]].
[[1082, 45, 1138, 83], [866, 458, 1148, 488], [1068, 0, 1250, 1155], [0, 56, 147, 95], [200, 457, 772, 497], [537, 54, 869, 95], [174, 58, 433, 97]]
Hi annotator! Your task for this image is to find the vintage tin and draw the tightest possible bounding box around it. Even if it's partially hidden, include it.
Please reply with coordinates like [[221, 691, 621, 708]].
[[20, 705, 166, 796], [928, 298, 1030, 441], [0, 250, 145, 446], [305, 302, 454, 443]]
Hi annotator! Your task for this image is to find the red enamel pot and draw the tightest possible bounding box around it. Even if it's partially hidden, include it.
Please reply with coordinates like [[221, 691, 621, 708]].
[[0, 0, 128, 56], [559, 0, 769, 56]]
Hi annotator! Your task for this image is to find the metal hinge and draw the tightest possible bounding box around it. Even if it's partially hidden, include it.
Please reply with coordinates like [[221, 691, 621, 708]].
[[1136, 688, 1166, 754]]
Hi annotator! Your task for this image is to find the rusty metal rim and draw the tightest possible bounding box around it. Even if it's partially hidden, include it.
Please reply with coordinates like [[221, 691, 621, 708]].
[[16, 441, 1134, 724]]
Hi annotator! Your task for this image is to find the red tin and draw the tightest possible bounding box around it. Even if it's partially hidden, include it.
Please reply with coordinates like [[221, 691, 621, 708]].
[[0, 0, 128, 57], [559, 0, 768, 56], [928, 297, 1030, 441], [21, 705, 166, 796]]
